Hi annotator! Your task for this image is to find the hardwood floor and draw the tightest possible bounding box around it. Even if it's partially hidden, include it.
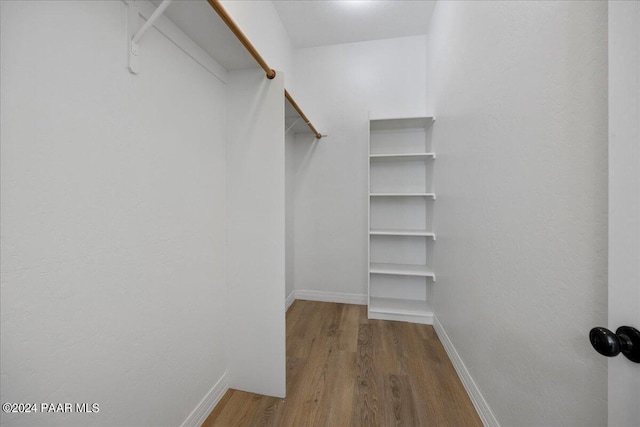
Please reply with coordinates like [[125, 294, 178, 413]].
[[202, 300, 482, 427]]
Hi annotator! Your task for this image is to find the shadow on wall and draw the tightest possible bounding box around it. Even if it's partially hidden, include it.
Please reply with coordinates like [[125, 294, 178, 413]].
[[292, 134, 320, 175]]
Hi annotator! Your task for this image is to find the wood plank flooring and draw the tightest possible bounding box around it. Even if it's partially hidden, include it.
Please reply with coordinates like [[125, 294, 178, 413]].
[[202, 300, 482, 427]]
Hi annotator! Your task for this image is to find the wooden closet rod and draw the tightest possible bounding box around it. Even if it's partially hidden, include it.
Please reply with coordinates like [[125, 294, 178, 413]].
[[207, 0, 276, 79], [285, 90, 322, 139], [207, 0, 323, 139]]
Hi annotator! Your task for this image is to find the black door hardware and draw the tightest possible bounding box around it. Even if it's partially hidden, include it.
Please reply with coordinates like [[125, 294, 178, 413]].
[[589, 326, 640, 363]]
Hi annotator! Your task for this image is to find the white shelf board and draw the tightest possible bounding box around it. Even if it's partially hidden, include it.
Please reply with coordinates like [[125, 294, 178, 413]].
[[370, 117, 434, 131], [369, 152, 436, 160], [368, 297, 433, 324], [370, 263, 435, 279], [370, 192, 436, 199], [370, 229, 436, 239], [369, 296, 431, 315]]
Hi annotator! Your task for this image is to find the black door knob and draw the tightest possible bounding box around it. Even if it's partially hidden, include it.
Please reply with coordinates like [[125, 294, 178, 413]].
[[589, 326, 640, 363]]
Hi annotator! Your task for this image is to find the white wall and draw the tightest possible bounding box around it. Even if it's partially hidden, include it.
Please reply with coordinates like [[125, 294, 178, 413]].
[[285, 130, 296, 304], [225, 69, 286, 398], [426, 1, 608, 426], [291, 36, 427, 300], [608, 2, 640, 425], [0, 1, 228, 426], [220, 1, 298, 312]]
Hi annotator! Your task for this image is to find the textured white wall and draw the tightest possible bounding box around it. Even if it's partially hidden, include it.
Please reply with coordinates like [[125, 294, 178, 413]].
[[225, 69, 286, 398], [426, 1, 608, 426], [220, 1, 297, 310], [608, 2, 640, 425], [291, 36, 427, 298], [0, 1, 227, 426], [285, 130, 296, 302]]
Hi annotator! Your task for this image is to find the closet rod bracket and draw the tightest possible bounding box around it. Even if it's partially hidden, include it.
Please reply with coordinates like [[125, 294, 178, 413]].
[[127, 0, 173, 74]]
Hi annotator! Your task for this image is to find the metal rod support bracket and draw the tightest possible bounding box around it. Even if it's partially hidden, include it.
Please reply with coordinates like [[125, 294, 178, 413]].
[[285, 118, 301, 135], [285, 90, 323, 139], [127, 0, 173, 74]]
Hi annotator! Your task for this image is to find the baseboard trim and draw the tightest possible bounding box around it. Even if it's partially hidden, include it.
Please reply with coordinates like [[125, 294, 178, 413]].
[[433, 317, 499, 427], [368, 310, 433, 325], [180, 371, 229, 427], [294, 290, 367, 305], [285, 291, 295, 311]]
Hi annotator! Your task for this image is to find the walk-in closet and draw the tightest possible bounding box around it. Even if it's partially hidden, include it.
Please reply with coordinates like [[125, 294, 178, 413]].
[[2, 1, 635, 426]]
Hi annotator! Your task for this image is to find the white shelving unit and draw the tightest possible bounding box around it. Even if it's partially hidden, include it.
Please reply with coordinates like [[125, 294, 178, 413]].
[[369, 262, 435, 278], [368, 116, 436, 324], [369, 297, 433, 324], [369, 153, 436, 160], [369, 228, 436, 238], [370, 192, 436, 199]]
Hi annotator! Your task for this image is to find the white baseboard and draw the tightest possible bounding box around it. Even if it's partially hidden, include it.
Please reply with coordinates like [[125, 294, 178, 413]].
[[368, 310, 433, 325], [433, 316, 499, 427], [181, 371, 229, 427], [285, 290, 295, 311], [294, 290, 367, 305]]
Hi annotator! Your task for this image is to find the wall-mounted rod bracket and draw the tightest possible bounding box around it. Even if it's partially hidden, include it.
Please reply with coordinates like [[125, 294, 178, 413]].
[[128, 0, 173, 74], [285, 90, 322, 139], [285, 118, 301, 135]]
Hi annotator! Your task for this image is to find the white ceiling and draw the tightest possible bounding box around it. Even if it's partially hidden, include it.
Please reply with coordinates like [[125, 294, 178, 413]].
[[157, 1, 437, 68], [272, 0, 437, 48]]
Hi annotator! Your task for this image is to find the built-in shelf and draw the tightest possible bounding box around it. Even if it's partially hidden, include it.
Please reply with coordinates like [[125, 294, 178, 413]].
[[370, 192, 436, 199], [370, 262, 436, 280], [369, 297, 431, 315], [368, 115, 436, 325], [368, 297, 433, 324], [370, 228, 436, 239], [369, 152, 436, 160], [369, 117, 434, 131]]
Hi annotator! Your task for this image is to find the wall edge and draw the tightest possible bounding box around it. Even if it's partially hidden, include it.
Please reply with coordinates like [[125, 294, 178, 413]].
[[180, 371, 229, 427], [433, 316, 500, 427]]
